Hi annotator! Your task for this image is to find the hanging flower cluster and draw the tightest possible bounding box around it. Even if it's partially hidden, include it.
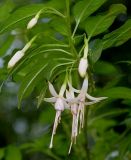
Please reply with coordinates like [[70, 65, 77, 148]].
[[44, 38, 107, 153], [7, 11, 107, 154]]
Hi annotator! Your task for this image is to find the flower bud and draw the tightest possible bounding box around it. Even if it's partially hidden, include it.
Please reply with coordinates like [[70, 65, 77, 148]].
[[8, 50, 24, 68], [27, 10, 41, 29], [27, 17, 38, 29], [78, 57, 88, 78]]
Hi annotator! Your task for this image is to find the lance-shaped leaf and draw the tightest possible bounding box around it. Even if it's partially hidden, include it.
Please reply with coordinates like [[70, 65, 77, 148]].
[[73, 0, 107, 24], [89, 39, 103, 64], [18, 63, 48, 108], [99, 87, 131, 99], [103, 19, 131, 49], [0, 2, 64, 34], [85, 4, 126, 39]]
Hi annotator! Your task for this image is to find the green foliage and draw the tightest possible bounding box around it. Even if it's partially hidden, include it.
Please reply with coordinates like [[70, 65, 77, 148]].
[[0, 0, 131, 159], [5, 146, 22, 160], [85, 4, 126, 38], [103, 19, 131, 49]]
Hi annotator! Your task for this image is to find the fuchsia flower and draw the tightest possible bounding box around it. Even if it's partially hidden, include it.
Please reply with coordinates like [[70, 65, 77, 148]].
[[66, 76, 107, 152], [66, 89, 79, 154], [44, 76, 107, 152], [44, 82, 68, 148]]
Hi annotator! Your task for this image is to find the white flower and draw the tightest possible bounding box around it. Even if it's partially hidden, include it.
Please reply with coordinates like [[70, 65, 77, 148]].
[[67, 76, 107, 134], [66, 89, 79, 154], [78, 57, 88, 78], [27, 17, 38, 29], [8, 50, 24, 68], [44, 82, 68, 148]]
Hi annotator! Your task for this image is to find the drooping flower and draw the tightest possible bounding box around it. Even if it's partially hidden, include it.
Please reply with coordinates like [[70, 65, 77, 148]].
[[67, 76, 107, 133], [66, 89, 79, 154], [44, 81, 68, 148]]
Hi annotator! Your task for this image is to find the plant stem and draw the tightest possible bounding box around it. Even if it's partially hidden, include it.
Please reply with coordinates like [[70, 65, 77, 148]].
[[66, 0, 78, 58]]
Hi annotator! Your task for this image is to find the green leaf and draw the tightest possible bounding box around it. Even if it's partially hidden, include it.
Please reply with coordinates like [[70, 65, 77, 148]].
[[89, 39, 103, 64], [85, 4, 126, 38], [94, 61, 118, 75], [0, 4, 44, 33], [73, 0, 107, 23], [99, 87, 131, 99], [37, 81, 47, 108], [0, 148, 4, 160], [0, 35, 14, 56], [0, 0, 15, 22], [103, 19, 131, 49], [49, 18, 68, 36], [0, 2, 64, 34], [18, 63, 48, 108], [5, 146, 22, 160]]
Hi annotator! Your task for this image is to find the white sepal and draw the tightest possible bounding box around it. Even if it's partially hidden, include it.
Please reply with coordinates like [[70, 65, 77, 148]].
[[48, 82, 58, 97]]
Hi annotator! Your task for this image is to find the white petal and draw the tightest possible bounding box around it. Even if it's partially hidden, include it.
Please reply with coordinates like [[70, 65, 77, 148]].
[[44, 97, 56, 103], [55, 98, 64, 111], [64, 101, 70, 109], [66, 97, 78, 103], [66, 90, 71, 99], [68, 82, 80, 94], [8, 50, 24, 68], [59, 83, 66, 96], [85, 101, 99, 105], [86, 93, 107, 101], [48, 82, 58, 97]]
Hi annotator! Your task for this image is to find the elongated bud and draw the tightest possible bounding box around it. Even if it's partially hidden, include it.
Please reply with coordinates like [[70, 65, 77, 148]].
[[78, 57, 88, 78], [27, 17, 38, 29], [27, 10, 41, 29], [8, 50, 24, 68], [8, 36, 36, 69]]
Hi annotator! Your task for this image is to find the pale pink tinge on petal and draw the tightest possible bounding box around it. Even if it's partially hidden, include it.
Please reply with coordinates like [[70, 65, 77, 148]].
[[55, 98, 64, 111]]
